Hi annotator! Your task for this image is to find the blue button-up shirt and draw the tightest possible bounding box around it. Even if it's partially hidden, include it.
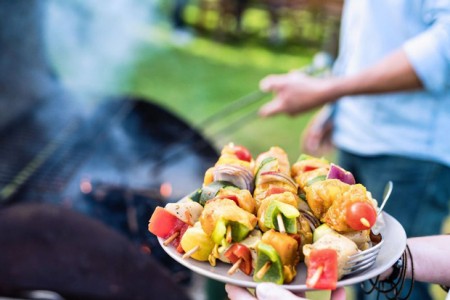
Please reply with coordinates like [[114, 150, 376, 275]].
[[332, 0, 450, 166]]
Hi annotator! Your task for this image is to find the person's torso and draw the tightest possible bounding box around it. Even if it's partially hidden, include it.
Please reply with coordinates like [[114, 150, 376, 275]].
[[333, 0, 450, 166]]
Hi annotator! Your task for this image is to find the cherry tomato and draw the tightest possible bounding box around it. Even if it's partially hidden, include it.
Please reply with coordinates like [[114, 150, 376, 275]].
[[345, 202, 377, 230], [234, 145, 252, 162]]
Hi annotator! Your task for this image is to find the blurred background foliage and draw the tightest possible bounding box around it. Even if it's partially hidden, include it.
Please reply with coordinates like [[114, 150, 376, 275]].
[[47, 0, 341, 162], [122, 0, 341, 163]]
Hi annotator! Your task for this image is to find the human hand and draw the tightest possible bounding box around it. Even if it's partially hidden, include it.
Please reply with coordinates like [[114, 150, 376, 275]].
[[225, 283, 346, 300], [301, 106, 334, 157], [259, 71, 337, 117], [225, 283, 306, 300]]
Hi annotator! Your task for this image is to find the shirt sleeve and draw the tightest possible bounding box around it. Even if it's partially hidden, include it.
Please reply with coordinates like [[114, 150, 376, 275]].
[[403, 1, 450, 94]]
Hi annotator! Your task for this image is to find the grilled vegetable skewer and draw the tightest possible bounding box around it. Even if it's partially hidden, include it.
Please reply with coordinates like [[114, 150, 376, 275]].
[[147, 145, 382, 289], [204, 143, 255, 191]]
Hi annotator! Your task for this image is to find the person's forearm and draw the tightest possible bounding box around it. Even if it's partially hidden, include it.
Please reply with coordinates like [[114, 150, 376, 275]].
[[405, 235, 450, 286], [327, 49, 423, 99]]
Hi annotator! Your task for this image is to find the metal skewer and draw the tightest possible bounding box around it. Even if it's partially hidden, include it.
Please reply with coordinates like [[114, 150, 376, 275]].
[[136, 90, 267, 170]]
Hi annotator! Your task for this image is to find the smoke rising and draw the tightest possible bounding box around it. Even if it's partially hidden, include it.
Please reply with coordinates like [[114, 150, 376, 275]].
[[44, 0, 155, 98]]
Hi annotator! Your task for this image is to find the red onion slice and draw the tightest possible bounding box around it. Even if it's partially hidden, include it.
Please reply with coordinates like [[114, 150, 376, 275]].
[[300, 210, 321, 231], [258, 171, 298, 189], [326, 163, 356, 185], [213, 164, 254, 191]]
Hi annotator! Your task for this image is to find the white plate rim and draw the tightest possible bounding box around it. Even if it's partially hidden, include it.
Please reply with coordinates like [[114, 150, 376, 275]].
[[157, 212, 406, 291]]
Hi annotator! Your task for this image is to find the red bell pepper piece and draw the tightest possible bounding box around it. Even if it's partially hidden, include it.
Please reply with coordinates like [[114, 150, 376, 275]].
[[303, 165, 318, 172], [306, 248, 338, 290], [216, 194, 239, 206], [224, 243, 253, 275], [265, 186, 288, 196], [174, 223, 190, 253]]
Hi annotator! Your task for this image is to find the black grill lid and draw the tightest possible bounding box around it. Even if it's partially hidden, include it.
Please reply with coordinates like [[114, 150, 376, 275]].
[[0, 95, 218, 207]]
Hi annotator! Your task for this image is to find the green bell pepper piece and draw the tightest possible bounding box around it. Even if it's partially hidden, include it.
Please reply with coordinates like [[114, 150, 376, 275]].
[[230, 221, 251, 242], [254, 157, 278, 186], [187, 188, 202, 203], [298, 189, 306, 201], [255, 157, 278, 176], [212, 219, 227, 245], [306, 174, 327, 186], [264, 200, 299, 234], [211, 219, 251, 246], [296, 153, 314, 162], [199, 181, 237, 206], [296, 153, 329, 163], [254, 242, 284, 284]]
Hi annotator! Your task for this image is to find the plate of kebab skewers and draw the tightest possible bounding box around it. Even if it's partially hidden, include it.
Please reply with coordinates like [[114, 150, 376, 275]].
[[148, 144, 406, 291]]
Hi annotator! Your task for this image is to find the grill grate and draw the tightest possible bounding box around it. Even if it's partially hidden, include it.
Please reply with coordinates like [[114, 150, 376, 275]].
[[0, 95, 219, 291], [0, 96, 217, 206]]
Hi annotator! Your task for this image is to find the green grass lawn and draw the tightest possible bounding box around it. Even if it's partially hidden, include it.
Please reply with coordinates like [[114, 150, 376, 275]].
[[125, 25, 322, 163], [48, 0, 331, 162]]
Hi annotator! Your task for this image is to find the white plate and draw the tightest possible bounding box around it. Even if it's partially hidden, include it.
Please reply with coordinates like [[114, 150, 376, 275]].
[[158, 212, 406, 291]]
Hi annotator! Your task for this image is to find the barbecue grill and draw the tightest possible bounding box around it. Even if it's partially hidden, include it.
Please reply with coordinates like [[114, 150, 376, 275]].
[[0, 93, 219, 299], [0, 95, 218, 206], [1, 1, 221, 298]]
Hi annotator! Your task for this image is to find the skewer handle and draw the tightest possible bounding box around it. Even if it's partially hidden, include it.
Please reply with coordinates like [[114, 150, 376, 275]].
[[255, 261, 272, 279], [163, 232, 179, 246], [307, 265, 323, 287], [277, 213, 286, 233], [182, 245, 200, 259], [227, 258, 243, 275], [226, 225, 232, 243]]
